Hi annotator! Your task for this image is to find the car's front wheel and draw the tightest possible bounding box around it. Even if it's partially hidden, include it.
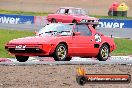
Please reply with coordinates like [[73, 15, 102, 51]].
[[16, 56, 29, 62], [51, 19, 57, 23], [53, 44, 71, 61], [97, 44, 109, 61]]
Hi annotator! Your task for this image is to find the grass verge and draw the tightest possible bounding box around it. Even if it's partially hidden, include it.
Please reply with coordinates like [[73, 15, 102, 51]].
[[0, 29, 132, 58], [111, 38, 132, 56], [0, 29, 34, 58], [90, 15, 132, 20], [0, 9, 48, 16], [0, 9, 132, 19]]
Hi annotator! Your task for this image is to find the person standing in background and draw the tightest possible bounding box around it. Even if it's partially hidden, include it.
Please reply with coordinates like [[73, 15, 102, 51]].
[[117, 2, 129, 17], [108, 2, 119, 16]]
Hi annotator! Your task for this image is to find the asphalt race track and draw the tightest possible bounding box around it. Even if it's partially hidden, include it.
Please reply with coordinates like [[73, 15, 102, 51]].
[[0, 56, 132, 65], [0, 23, 132, 39], [97, 28, 132, 39]]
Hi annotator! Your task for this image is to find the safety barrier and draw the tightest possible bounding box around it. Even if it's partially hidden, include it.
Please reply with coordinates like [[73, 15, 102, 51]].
[[98, 18, 132, 28], [0, 14, 132, 28], [0, 14, 34, 24]]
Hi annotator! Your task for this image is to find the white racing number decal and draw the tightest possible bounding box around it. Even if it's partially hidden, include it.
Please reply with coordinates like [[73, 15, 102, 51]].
[[95, 34, 101, 42], [15, 45, 26, 50]]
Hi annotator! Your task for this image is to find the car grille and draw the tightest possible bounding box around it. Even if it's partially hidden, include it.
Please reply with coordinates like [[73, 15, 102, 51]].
[[9, 48, 43, 53]]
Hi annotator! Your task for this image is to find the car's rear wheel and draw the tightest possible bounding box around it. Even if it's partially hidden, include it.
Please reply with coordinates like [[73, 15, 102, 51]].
[[51, 19, 57, 23], [97, 44, 109, 61], [53, 44, 71, 61], [72, 20, 77, 24], [16, 56, 29, 62]]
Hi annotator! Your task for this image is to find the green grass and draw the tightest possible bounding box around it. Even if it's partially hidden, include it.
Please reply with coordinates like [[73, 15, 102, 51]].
[[111, 38, 132, 56], [0, 9, 132, 19], [0, 29, 132, 58], [90, 15, 132, 20], [0, 29, 34, 58]]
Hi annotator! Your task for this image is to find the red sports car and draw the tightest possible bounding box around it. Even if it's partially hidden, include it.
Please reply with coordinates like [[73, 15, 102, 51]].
[[5, 23, 116, 62], [47, 7, 98, 24]]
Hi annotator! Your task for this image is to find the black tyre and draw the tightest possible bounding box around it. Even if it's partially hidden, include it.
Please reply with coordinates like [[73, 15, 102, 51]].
[[16, 56, 29, 62], [76, 76, 87, 86], [97, 44, 109, 61], [66, 56, 72, 61], [72, 20, 77, 24], [92, 25, 96, 29], [51, 19, 57, 23], [53, 44, 71, 61]]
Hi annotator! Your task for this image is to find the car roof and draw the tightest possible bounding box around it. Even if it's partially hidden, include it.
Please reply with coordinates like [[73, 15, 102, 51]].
[[59, 7, 83, 10]]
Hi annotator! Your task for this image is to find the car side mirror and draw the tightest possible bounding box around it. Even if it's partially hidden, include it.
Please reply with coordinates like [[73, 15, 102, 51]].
[[100, 33, 104, 36], [73, 32, 81, 36], [34, 31, 38, 35]]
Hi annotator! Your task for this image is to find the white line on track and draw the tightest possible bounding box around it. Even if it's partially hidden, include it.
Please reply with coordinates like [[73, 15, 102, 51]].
[[0, 56, 132, 65]]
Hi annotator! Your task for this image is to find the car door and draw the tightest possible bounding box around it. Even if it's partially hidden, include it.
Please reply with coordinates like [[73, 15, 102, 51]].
[[56, 8, 66, 22], [71, 24, 95, 56], [62, 9, 74, 23], [59, 9, 72, 23]]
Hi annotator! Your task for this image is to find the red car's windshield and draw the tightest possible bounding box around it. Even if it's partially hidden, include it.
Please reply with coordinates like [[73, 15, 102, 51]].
[[37, 23, 73, 36], [57, 8, 87, 15], [70, 9, 87, 15]]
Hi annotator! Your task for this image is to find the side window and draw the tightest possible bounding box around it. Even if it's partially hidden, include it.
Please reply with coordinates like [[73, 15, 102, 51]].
[[65, 9, 69, 14], [75, 24, 92, 36], [57, 8, 65, 14], [77, 9, 81, 14], [81, 9, 87, 15], [72, 9, 81, 15], [68, 9, 72, 14]]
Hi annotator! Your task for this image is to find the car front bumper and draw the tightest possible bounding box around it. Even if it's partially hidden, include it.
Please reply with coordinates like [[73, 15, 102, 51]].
[[5, 44, 54, 56]]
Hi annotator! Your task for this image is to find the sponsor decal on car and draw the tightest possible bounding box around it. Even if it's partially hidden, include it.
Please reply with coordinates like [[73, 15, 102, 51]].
[[15, 45, 26, 50], [95, 34, 102, 42]]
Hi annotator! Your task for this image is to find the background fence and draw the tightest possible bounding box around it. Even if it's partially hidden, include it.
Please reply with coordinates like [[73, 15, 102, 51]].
[[98, 18, 132, 28], [0, 14, 132, 28], [0, 14, 34, 24]]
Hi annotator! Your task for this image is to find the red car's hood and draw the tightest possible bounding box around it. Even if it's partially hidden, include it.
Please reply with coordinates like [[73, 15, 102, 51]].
[[73, 14, 98, 20], [8, 36, 57, 44]]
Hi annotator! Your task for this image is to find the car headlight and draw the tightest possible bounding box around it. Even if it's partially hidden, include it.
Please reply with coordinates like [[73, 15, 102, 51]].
[[81, 19, 88, 22]]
